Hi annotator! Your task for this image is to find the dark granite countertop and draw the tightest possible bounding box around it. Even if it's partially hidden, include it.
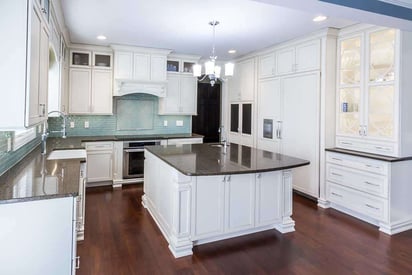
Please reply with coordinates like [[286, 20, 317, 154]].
[[0, 133, 203, 204], [145, 143, 310, 176], [0, 146, 83, 204], [325, 147, 412, 162]]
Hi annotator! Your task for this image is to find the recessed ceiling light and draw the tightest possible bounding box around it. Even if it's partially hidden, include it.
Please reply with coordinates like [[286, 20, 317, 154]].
[[313, 15, 328, 22], [228, 49, 236, 54], [97, 35, 107, 40]]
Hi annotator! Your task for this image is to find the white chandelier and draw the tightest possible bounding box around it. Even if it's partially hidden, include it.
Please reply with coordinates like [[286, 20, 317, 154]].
[[193, 20, 234, 86]]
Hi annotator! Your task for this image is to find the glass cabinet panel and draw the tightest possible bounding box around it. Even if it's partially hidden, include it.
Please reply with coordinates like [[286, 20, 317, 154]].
[[183, 62, 195, 73], [338, 87, 361, 135], [167, 60, 179, 72], [367, 85, 394, 138], [340, 37, 361, 85], [369, 29, 395, 82], [71, 52, 90, 66], [230, 104, 239, 133], [242, 103, 252, 135], [94, 54, 111, 68]]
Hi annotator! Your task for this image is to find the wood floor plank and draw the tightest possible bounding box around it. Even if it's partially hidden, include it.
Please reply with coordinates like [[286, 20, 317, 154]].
[[77, 184, 412, 275]]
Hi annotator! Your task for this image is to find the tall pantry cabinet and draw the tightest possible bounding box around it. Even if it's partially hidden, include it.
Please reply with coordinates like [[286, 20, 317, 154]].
[[256, 29, 338, 199]]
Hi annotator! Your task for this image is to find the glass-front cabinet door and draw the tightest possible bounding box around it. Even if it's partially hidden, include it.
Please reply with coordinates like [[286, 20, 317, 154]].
[[366, 29, 396, 140], [337, 36, 362, 137]]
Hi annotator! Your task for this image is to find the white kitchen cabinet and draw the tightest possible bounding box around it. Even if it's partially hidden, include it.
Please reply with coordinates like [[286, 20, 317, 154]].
[[158, 73, 197, 115], [256, 72, 320, 198], [228, 102, 254, 147], [257, 78, 281, 152], [335, 27, 412, 157], [192, 175, 225, 239], [258, 53, 276, 79], [255, 172, 282, 227], [225, 174, 255, 232], [167, 53, 201, 74], [276, 39, 320, 75], [112, 45, 171, 82], [76, 162, 87, 241], [0, 0, 50, 128], [325, 151, 412, 234], [229, 58, 255, 101], [69, 50, 113, 114], [85, 142, 113, 184], [0, 197, 78, 275]]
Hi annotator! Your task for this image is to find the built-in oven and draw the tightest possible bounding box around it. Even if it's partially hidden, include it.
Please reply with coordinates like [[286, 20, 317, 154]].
[[123, 140, 160, 179]]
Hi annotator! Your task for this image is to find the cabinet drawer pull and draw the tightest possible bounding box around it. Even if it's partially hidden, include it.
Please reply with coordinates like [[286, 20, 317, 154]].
[[76, 256, 80, 269], [341, 142, 353, 145], [257, 173, 261, 179], [331, 192, 343, 198], [365, 164, 379, 169], [222, 176, 226, 182], [226, 175, 231, 182], [365, 204, 379, 210], [331, 172, 343, 177], [364, 181, 379, 187], [331, 157, 342, 161]]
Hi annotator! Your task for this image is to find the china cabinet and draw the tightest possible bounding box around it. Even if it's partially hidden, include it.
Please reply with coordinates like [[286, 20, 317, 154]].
[[335, 26, 412, 157]]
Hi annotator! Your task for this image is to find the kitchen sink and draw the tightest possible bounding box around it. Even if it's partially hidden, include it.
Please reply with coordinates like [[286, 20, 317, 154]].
[[47, 149, 87, 160]]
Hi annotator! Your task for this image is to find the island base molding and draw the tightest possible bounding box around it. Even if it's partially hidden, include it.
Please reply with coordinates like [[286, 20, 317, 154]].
[[143, 150, 300, 258]]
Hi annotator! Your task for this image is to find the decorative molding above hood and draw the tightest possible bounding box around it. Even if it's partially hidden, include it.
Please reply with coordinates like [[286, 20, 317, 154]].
[[114, 79, 167, 97]]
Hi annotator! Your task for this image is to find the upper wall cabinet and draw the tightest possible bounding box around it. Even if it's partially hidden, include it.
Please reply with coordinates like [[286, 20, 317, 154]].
[[69, 49, 113, 114], [258, 53, 276, 79], [335, 27, 412, 157], [229, 58, 255, 102], [112, 45, 172, 82], [0, 0, 50, 128], [275, 39, 321, 75]]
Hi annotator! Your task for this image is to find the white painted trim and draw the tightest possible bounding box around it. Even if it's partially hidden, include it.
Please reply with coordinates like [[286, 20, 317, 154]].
[[111, 44, 172, 55]]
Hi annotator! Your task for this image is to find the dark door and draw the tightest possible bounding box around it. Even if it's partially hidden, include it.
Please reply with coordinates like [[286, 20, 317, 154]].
[[192, 83, 221, 143]]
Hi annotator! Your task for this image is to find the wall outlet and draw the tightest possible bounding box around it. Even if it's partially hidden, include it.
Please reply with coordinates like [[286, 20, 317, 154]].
[[163, 120, 168, 127], [176, 120, 183, 127], [70, 121, 75, 128], [84, 121, 89, 128]]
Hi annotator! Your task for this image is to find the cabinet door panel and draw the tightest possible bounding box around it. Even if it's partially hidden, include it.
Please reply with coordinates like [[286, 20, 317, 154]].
[[192, 176, 224, 239], [69, 69, 91, 114], [226, 174, 255, 232], [92, 70, 112, 114], [259, 53, 275, 78], [114, 51, 133, 79], [27, 5, 42, 124], [38, 25, 49, 118], [151, 55, 167, 81], [296, 40, 320, 72], [276, 48, 295, 75], [240, 59, 255, 101], [282, 73, 320, 197], [367, 85, 394, 139], [164, 74, 180, 113], [256, 172, 282, 226], [179, 75, 197, 114], [87, 151, 112, 182], [339, 36, 362, 85], [133, 53, 150, 80]]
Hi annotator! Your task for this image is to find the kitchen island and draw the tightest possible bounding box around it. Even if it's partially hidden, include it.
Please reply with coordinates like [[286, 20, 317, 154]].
[[142, 143, 309, 258]]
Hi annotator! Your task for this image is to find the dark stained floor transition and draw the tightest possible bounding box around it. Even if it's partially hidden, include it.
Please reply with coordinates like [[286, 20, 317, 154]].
[[77, 184, 412, 275]]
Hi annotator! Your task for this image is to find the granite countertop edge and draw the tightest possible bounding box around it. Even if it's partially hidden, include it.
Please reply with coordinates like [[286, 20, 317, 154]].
[[325, 147, 412, 162]]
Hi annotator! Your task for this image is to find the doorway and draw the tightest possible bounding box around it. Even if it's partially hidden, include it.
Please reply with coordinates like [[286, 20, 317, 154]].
[[192, 82, 221, 143]]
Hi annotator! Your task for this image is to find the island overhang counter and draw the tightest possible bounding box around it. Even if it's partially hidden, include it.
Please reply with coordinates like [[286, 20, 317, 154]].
[[142, 143, 309, 258]]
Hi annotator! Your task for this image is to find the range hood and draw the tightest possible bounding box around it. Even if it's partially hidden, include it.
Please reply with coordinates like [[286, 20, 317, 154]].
[[114, 79, 167, 97]]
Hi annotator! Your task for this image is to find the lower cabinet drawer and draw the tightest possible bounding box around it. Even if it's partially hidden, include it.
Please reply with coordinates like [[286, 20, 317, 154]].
[[326, 164, 388, 198], [327, 182, 389, 222]]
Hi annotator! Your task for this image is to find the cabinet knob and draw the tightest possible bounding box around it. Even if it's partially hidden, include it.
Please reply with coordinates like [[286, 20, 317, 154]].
[[41, 8, 47, 14]]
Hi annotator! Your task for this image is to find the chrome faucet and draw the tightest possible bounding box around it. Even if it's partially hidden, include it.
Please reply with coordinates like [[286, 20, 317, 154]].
[[41, 111, 68, 155], [47, 110, 68, 138]]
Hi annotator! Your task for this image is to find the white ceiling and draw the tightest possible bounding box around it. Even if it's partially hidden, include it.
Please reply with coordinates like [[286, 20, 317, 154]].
[[59, 0, 412, 60]]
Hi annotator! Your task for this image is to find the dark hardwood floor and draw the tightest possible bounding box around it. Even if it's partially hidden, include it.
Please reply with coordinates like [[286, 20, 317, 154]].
[[77, 184, 412, 275]]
